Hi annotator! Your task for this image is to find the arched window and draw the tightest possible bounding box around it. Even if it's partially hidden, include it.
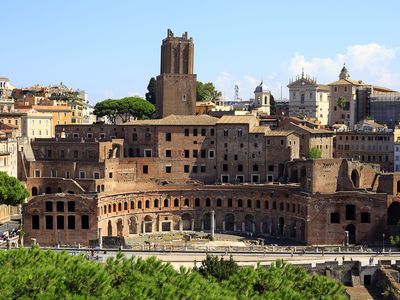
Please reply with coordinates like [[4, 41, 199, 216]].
[[32, 187, 38, 196], [154, 199, 159, 208], [108, 204, 111, 213], [238, 164, 243, 172], [145, 200, 150, 208], [130, 201, 135, 209], [103, 205, 107, 214], [264, 200, 269, 209], [184, 199, 190, 207], [138, 201, 142, 209], [113, 203, 116, 212], [164, 199, 169, 207], [195, 198, 200, 207], [174, 198, 179, 207], [247, 199, 252, 208], [238, 199, 243, 208], [124, 202, 127, 210], [206, 198, 211, 207], [216, 198, 222, 207], [256, 200, 260, 209], [118, 203, 122, 211]]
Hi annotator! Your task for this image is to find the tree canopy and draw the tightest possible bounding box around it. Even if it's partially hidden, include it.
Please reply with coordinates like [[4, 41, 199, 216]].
[[0, 171, 28, 206], [308, 147, 322, 159], [94, 97, 155, 124], [145, 77, 157, 105], [0, 249, 345, 299], [196, 81, 222, 102]]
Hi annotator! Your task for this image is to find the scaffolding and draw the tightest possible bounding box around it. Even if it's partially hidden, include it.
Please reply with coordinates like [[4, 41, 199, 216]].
[[370, 93, 400, 128]]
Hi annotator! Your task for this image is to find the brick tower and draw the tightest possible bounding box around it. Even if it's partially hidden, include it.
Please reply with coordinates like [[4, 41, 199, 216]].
[[156, 29, 197, 118]]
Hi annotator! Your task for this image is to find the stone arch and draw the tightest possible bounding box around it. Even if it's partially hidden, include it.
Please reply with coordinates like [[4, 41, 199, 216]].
[[225, 214, 235, 231], [145, 200, 150, 209], [351, 169, 360, 188], [181, 213, 192, 230], [154, 199, 159, 208], [31, 187, 38, 196], [244, 215, 254, 232], [112, 144, 121, 158], [164, 199, 169, 207], [129, 216, 138, 234], [117, 218, 123, 237], [107, 220, 112, 236], [202, 213, 211, 231], [57, 187, 62, 193], [45, 187, 52, 194], [184, 198, 190, 207], [108, 204, 112, 213], [388, 202, 400, 225], [174, 198, 179, 207], [143, 215, 153, 233]]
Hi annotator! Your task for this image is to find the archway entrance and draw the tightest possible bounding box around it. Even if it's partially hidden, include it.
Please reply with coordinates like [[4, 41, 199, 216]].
[[345, 224, 356, 244], [143, 215, 153, 233], [388, 202, 400, 225], [278, 217, 284, 236], [244, 215, 254, 232], [129, 216, 138, 234], [117, 219, 123, 237], [32, 187, 38, 196], [225, 214, 235, 231], [351, 170, 359, 188], [202, 213, 211, 231], [181, 213, 192, 231]]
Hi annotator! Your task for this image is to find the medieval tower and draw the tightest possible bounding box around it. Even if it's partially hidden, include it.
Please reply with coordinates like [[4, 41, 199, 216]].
[[156, 29, 197, 118]]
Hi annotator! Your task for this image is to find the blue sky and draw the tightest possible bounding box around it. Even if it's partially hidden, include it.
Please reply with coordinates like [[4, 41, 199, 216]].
[[2, 0, 400, 103]]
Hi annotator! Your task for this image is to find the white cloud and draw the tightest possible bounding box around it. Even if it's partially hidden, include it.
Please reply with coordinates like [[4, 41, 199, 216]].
[[286, 43, 400, 89]]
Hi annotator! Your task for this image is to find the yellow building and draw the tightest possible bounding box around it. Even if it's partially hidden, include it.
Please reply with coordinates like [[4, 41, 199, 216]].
[[33, 105, 72, 133]]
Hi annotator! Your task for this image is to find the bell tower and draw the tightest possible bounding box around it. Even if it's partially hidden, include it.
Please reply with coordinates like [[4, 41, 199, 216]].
[[156, 29, 197, 118]]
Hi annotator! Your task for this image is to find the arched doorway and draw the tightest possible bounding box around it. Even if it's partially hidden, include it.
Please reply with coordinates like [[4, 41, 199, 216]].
[[351, 170, 359, 188], [182, 213, 192, 231], [202, 213, 211, 231], [244, 215, 254, 232], [31, 187, 38, 196], [345, 224, 356, 244], [388, 202, 400, 225], [144, 215, 152, 233], [225, 214, 235, 231], [107, 220, 112, 236], [129, 216, 138, 234], [117, 219, 123, 237]]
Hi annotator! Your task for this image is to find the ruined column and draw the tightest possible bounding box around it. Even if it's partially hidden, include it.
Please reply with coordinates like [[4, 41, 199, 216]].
[[211, 210, 215, 241]]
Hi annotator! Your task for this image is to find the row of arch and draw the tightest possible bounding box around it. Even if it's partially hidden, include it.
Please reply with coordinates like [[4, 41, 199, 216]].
[[32, 187, 75, 196], [100, 197, 308, 217]]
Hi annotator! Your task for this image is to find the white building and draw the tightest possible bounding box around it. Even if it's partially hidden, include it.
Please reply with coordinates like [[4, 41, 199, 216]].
[[20, 109, 53, 139], [0, 77, 15, 113], [288, 71, 330, 125], [0, 135, 18, 178], [394, 142, 400, 172]]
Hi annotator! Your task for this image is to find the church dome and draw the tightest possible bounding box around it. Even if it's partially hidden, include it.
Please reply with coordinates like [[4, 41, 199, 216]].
[[339, 63, 350, 80], [254, 81, 269, 93]]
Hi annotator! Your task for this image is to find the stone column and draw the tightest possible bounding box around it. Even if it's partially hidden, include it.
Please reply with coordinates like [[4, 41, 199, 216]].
[[222, 221, 226, 231], [191, 219, 195, 231], [252, 223, 256, 233], [142, 222, 145, 234], [211, 210, 215, 241], [201, 220, 204, 231], [98, 228, 103, 249], [242, 222, 245, 232], [260, 222, 264, 233], [179, 219, 183, 232]]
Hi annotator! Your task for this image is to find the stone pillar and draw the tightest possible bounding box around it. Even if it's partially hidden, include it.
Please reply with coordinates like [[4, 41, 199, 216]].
[[179, 219, 183, 232], [222, 221, 226, 231], [252, 223, 256, 233], [211, 210, 215, 241], [191, 219, 195, 231], [260, 222, 264, 233], [242, 222, 245, 232], [98, 228, 103, 249], [201, 220, 204, 231], [234, 224, 237, 231], [142, 222, 145, 234]]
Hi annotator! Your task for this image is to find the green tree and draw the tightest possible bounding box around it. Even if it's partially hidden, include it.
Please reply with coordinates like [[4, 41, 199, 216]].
[[194, 254, 239, 282], [196, 81, 222, 102], [308, 147, 322, 159], [337, 96, 346, 109], [270, 94, 276, 115], [0, 172, 28, 205], [94, 97, 155, 124], [145, 77, 157, 105]]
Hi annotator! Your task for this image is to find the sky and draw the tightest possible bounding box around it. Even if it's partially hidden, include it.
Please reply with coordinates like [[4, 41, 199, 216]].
[[2, 0, 400, 103]]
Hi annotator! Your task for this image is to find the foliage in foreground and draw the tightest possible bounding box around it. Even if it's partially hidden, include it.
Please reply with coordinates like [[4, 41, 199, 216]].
[[308, 147, 322, 159], [0, 248, 345, 299]]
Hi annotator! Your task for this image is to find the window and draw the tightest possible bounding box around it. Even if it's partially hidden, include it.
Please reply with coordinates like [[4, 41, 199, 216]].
[[34, 170, 41, 178], [94, 172, 100, 179], [32, 215, 40, 229], [165, 166, 172, 173], [253, 165, 258, 171], [346, 204, 356, 220], [224, 154, 228, 160], [210, 128, 215, 136], [193, 129, 198, 136], [164, 199, 169, 207], [47, 150, 52, 158], [73, 150, 78, 158], [247, 199, 252, 208], [201, 165, 206, 173], [193, 149, 198, 158], [138, 201, 142, 209], [330, 213, 340, 223], [57, 216, 64, 229], [184, 199, 189, 206], [174, 198, 179, 207], [144, 149, 152, 157], [209, 150, 215, 159], [79, 171, 86, 179], [109, 172, 113, 178], [268, 165, 274, 172], [132, 133, 138, 141], [165, 150, 172, 157], [184, 150, 190, 158], [184, 129, 189, 136], [184, 165, 190, 173], [192, 165, 198, 173], [238, 164, 243, 172], [201, 128, 206, 136], [81, 215, 89, 229], [217, 198, 222, 207], [45, 216, 53, 229], [56, 201, 64, 212], [45, 201, 53, 212], [68, 201, 75, 212], [223, 164, 228, 172], [68, 216, 76, 229], [165, 132, 171, 141], [223, 129, 229, 137], [206, 198, 211, 207], [256, 200, 260, 209], [238, 199, 243, 207], [264, 201, 269, 209], [195, 198, 200, 207], [361, 212, 371, 223], [228, 198, 232, 207], [237, 129, 243, 137], [199, 149, 206, 158], [145, 200, 150, 208], [60, 150, 65, 158]]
